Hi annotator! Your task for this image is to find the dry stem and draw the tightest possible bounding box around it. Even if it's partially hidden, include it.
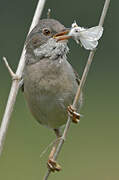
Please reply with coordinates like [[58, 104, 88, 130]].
[[3, 57, 20, 80], [43, 0, 110, 179], [0, 0, 46, 155]]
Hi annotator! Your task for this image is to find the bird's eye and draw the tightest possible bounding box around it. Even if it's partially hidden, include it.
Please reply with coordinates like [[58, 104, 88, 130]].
[[42, 28, 51, 36], [75, 29, 79, 33]]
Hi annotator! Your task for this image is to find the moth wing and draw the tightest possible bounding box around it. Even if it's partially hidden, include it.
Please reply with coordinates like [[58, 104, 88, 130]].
[[80, 26, 103, 41], [80, 37, 98, 50]]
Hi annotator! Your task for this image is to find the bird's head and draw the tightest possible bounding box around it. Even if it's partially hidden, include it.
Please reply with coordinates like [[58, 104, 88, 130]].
[[25, 19, 71, 64]]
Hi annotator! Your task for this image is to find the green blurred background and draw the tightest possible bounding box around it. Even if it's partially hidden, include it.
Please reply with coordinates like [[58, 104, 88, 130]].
[[0, 0, 119, 179]]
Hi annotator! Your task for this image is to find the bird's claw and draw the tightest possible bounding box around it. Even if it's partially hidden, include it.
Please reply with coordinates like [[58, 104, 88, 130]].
[[47, 158, 61, 172], [67, 105, 80, 123]]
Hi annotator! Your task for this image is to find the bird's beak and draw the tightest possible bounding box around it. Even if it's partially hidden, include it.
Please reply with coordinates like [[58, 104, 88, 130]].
[[53, 29, 71, 42]]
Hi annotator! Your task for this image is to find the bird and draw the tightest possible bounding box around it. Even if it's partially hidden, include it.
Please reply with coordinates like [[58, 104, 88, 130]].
[[22, 18, 82, 172]]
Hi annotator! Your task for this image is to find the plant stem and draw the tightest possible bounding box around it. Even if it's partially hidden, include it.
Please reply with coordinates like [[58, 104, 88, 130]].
[[43, 0, 110, 179], [0, 0, 46, 156]]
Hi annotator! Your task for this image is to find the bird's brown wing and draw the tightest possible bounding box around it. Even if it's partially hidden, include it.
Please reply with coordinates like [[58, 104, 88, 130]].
[[73, 68, 80, 85], [73, 68, 83, 108]]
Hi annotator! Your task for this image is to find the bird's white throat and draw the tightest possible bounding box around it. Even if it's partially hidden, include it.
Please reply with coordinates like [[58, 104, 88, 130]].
[[33, 38, 69, 60]]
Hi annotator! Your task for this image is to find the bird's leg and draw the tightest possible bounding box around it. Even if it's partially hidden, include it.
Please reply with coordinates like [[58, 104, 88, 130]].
[[67, 105, 81, 123], [47, 129, 62, 172]]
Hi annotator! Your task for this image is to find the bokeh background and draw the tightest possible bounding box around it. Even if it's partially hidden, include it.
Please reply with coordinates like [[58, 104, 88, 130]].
[[0, 0, 118, 180]]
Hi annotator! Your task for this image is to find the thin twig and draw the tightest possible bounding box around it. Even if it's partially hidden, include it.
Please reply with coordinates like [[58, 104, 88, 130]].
[[0, 0, 46, 155], [3, 57, 15, 78], [43, 0, 110, 179], [40, 139, 56, 159], [3, 57, 20, 80], [47, 8, 51, 19]]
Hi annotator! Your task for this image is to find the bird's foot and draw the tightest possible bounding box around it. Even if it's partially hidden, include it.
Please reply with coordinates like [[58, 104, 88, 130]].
[[67, 105, 80, 123], [47, 158, 61, 172]]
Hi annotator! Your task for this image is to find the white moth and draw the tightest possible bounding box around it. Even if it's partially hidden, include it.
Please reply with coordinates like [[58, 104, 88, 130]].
[[69, 22, 103, 50]]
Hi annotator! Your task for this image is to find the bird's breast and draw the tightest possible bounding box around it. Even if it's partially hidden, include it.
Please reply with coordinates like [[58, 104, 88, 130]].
[[23, 58, 78, 128]]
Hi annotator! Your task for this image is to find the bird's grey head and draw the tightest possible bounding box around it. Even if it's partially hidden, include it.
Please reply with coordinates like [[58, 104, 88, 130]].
[[25, 19, 70, 65]]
